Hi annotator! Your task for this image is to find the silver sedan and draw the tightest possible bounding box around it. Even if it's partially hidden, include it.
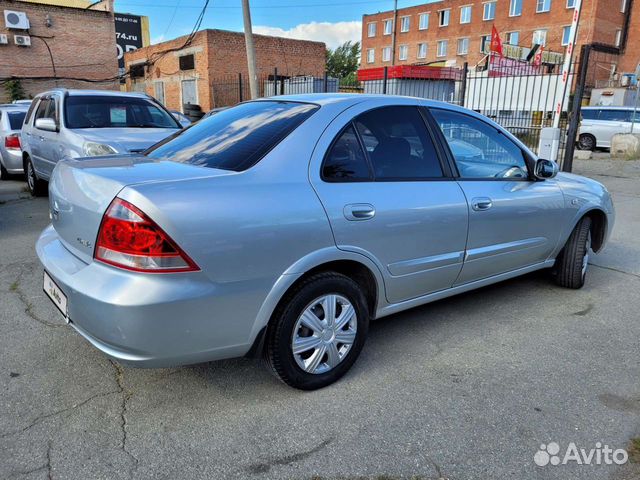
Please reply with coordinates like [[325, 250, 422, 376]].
[[36, 94, 615, 390]]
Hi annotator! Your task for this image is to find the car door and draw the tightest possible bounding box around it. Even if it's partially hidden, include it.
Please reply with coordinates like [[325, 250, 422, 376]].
[[310, 102, 469, 304], [28, 97, 51, 177], [597, 109, 631, 148], [38, 94, 62, 179], [428, 107, 566, 285]]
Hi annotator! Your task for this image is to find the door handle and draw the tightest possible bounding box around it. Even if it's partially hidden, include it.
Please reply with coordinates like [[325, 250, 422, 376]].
[[344, 203, 375, 221], [471, 197, 493, 211]]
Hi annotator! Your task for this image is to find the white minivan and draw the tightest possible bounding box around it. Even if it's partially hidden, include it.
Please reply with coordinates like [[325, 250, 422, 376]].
[[578, 106, 638, 151]]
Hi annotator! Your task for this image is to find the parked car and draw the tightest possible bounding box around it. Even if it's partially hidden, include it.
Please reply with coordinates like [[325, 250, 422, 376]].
[[578, 106, 639, 150], [36, 95, 614, 390], [170, 110, 191, 128], [21, 89, 182, 196], [0, 104, 29, 180]]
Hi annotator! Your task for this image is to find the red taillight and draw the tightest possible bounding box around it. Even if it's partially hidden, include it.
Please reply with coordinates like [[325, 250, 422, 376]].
[[95, 198, 199, 273], [4, 134, 21, 150]]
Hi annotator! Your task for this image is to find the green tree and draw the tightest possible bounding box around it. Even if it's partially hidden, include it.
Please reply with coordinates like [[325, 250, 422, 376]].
[[4, 79, 26, 102], [326, 41, 361, 85]]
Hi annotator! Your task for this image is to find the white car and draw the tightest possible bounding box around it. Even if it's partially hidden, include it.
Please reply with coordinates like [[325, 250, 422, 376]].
[[578, 106, 638, 151]]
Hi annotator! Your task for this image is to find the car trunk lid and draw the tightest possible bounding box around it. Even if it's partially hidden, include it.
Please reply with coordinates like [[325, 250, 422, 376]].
[[49, 155, 233, 264]]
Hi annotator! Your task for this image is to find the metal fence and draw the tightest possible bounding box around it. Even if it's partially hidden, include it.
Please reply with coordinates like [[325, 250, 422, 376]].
[[210, 57, 586, 166]]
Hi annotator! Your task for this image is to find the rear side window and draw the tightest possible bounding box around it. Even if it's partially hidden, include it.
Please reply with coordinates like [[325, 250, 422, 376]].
[[146, 101, 319, 171], [24, 99, 38, 125], [8, 111, 27, 130], [599, 109, 632, 122], [323, 125, 371, 181]]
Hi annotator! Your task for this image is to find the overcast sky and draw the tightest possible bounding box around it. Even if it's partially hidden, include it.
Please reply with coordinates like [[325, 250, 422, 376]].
[[114, 0, 439, 49]]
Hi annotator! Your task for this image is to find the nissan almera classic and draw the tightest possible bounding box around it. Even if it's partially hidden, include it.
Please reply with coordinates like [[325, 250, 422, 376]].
[[37, 95, 614, 390]]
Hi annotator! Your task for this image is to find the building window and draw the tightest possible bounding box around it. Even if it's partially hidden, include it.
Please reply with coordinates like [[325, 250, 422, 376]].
[[457, 38, 469, 55], [366, 48, 375, 63], [509, 0, 522, 16], [154, 81, 165, 105], [439, 9, 450, 27], [400, 16, 410, 32], [367, 22, 376, 37], [398, 45, 409, 60], [506, 31, 520, 46], [383, 19, 393, 35], [536, 0, 551, 12], [130, 64, 145, 78], [460, 5, 472, 23], [417, 43, 428, 59], [480, 34, 491, 52], [179, 54, 195, 71], [615, 29, 622, 47], [532, 29, 547, 46], [419, 13, 429, 30], [382, 46, 392, 62], [437, 40, 448, 57], [621, 0, 627, 12], [562, 26, 571, 45], [566, 0, 576, 7], [483, 2, 496, 20]]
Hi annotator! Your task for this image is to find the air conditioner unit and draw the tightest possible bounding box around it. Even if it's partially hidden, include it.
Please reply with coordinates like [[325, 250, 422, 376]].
[[14, 35, 31, 47], [0, 34, 8, 45], [4, 10, 30, 30]]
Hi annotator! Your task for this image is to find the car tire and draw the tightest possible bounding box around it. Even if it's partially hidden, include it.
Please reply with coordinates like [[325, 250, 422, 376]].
[[554, 216, 592, 289], [25, 157, 47, 197], [265, 272, 369, 390], [577, 134, 596, 151], [0, 162, 8, 181]]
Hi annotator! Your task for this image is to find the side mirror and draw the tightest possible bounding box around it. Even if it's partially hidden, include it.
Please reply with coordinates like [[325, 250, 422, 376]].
[[534, 158, 558, 180], [35, 118, 58, 132]]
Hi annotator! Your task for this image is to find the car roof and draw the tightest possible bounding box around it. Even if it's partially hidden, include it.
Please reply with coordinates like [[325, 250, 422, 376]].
[[35, 89, 151, 99], [582, 106, 634, 110]]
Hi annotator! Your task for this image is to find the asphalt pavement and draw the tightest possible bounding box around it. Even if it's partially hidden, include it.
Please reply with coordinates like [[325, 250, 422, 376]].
[[1, 159, 639, 480]]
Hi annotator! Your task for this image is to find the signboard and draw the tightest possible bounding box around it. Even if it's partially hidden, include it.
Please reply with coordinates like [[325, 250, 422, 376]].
[[489, 54, 541, 77], [115, 13, 144, 80]]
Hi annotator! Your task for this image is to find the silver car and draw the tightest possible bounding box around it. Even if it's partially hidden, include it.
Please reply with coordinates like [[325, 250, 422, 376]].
[[36, 95, 615, 390], [578, 106, 639, 151], [21, 89, 181, 196], [0, 104, 29, 179]]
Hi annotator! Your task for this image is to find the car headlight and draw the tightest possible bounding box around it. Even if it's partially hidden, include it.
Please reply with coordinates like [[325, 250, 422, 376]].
[[83, 142, 118, 156]]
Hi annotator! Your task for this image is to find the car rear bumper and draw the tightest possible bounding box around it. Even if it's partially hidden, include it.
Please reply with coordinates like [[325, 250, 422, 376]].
[[35, 225, 258, 367], [1, 149, 23, 173]]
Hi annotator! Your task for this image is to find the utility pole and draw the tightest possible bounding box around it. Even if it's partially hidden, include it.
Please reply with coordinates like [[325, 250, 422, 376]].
[[242, 0, 259, 99], [390, 0, 398, 65]]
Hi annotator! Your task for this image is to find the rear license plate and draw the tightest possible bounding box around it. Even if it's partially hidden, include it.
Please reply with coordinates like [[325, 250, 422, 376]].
[[43, 271, 68, 321]]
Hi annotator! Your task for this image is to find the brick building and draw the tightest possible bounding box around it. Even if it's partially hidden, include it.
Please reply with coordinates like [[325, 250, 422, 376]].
[[123, 29, 326, 112], [0, 0, 119, 102], [361, 0, 629, 69]]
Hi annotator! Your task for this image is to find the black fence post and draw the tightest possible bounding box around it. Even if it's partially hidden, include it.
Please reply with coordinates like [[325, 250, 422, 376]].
[[274, 67, 278, 96], [459, 62, 468, 107], [324, 71, 329, 93], [563, 45, 591, 173], [238, 73, 243, 102], [383, 66, 388, 95]]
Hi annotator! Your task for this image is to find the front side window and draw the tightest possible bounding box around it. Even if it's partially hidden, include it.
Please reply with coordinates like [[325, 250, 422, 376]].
[[400, 16, 410, 32], [368, 22, 376, 37], [65, 95, 180, 129], [532, 30, 547, 46], [483, 2, 496, 20], [419, 13, 429, 30], [439, 9, 450, 26], [460, 5, 472, 23], [510, 0, 522, 16], [581, 109, 599, 120], [437, 40, 448, 57], [382, 46, 392, 62], [322, 125, 371, 182], [399, 45, 408, 60], [417, 43, 428, 59], [431, 108, 529, 179], [146, 101, 318, 172], [354, 106, 443, 180], [383, 19, 393, 35], [367, 48, 375, 63], [458, 38, 469, 55], [536, 0, 551, 12], [34, 98, 51, 121]]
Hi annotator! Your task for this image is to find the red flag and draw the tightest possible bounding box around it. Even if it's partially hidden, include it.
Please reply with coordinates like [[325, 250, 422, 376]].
[[533, 45, 544, 67], [490, 25, 504, 57]]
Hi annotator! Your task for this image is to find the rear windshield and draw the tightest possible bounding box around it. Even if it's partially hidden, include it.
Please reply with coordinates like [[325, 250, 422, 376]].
[[145, 101, 319, 171], [8, 111, 26, 129], [64, 95, 180, 129]]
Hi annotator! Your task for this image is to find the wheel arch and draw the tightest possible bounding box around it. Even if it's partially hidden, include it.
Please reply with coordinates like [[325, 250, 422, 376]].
[[583, 208, 607, 253]]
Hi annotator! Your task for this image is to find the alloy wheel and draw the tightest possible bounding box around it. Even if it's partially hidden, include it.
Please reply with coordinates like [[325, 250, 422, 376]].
[[27, 161, 35, 192], [582, 231, 591, 279]]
